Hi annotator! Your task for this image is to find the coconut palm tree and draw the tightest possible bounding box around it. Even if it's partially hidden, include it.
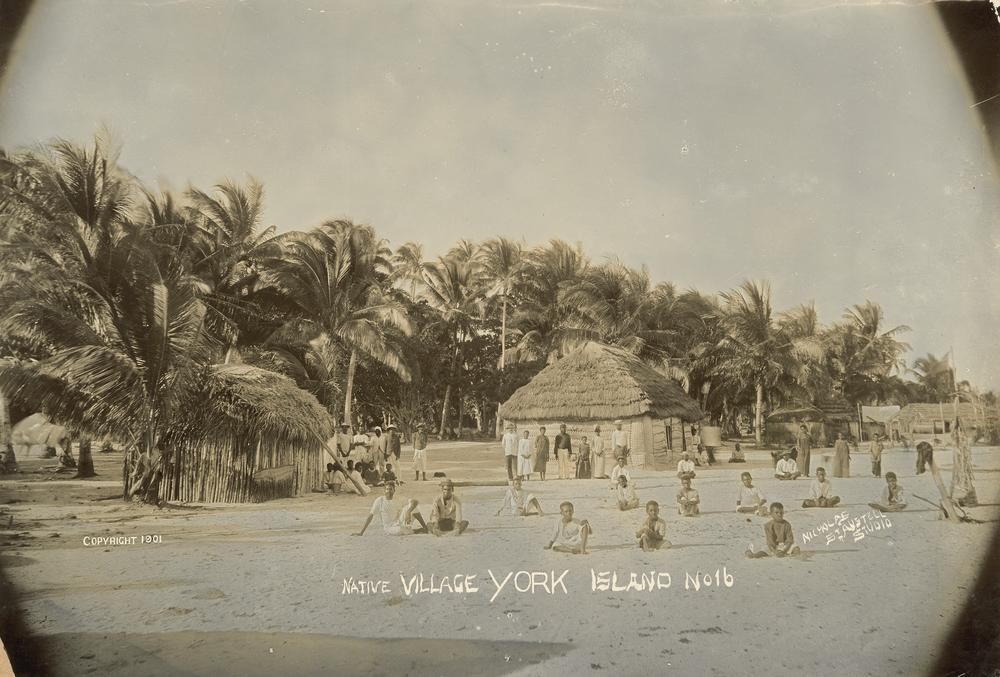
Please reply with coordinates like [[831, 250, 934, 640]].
[[421, 255, 484, 438], [390, 241, 426, 297], [508, 239, 588, 363], [829, 301, 910, 405], [711, 280, 797, 446], [259, 222, 412, 426], [479, 237, 524, 370], [912, 352, 954, 402]]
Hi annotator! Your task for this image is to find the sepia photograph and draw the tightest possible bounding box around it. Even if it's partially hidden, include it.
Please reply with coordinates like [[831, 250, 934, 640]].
[[1, 1, 999, 675]]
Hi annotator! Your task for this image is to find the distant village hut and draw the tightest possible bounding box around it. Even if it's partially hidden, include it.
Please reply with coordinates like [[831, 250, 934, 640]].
[[766, 399, 856, 446], [891, 402, 997, 439], [498, 343, 702, 469]]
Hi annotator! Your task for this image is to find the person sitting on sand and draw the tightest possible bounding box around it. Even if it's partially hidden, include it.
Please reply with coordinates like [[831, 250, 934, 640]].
[[736, 472, 768, 516], [361, 461, 381, 486], [676, 451, 696, 480], [868, 472, 907, 512], [676, 477, 701, 516], [354, 481, 428, 536], [746, 502, 800, 558], [382, 463, 398, 485], [346, 461, 370, 496], [695, 443, 709, 467], [429, 479, 469, 536], [636, 500, 669, 551], [774, 451, 801, 480], [614, 474, 640, 511], [544, 501, 592, 554], [801, 467, 841, 508], [324, 462, 346, 494], [728, 442, 746, 463], [610, 455, 631, 487], [496, 476, 544, 516]]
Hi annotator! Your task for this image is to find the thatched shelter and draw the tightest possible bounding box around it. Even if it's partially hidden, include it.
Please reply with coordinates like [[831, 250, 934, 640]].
[[891, 402, 997, 438], [766, 399, 857, 446], [159, 364, 335, 503], [498, 343, 702, 469]]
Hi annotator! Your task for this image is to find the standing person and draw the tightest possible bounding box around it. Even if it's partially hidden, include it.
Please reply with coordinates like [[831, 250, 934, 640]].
[[831, 432, 851, 478], [533, 426, 550, 481], [517, 429, 533, 480], [501, 422, 519, 482], [869, 433, 884, 478], [386, 424, 401, 462], [371, 426, 387, 473], [915, 440, 934, 475], [576, 436, 592, 479], [352, 427, 372, 464], [554, 424, 572, 480], [592, 426, 607, 479], [611, 420, 629, 464], [335, 424, 352, 459], [412, 423, 429, 482], [796, 424, 813, 477]]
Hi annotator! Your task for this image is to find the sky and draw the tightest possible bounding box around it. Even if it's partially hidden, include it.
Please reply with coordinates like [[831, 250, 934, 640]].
[[2, 0, 999, 390]]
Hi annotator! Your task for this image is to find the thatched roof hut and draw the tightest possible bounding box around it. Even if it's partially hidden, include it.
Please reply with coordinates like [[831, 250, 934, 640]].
[[766, 398, 857, 445], [891, 402, 997, 437], [161, 364, 335, 503], [499, 343, 702, 469]]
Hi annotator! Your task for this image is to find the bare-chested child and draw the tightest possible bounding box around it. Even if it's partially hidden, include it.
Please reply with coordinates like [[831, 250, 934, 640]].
[[430, 479, 469, 535], [801, 467, 841, 508], [868, 472, 907, 512], [736, 472, 768, 516], [353, 481, 428, 536], [544, 501, 592, 554], [614, 474, 640, 511], [676, 477, 700, 516], [495, 477, 544, 516], [746, 502, 800, 558], [636, 500, 669, 551]]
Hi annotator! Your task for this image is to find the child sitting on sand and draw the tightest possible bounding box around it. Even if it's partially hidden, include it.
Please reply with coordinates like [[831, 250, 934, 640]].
[[774, 451, 801, 480], [324, 462, 346, 494], [382, 463, 398, 485], [676, 451, 696, 480], [346, 461, 370, 496], [429, 479, 469, 536], [361, 462, 381, 486], [636, 500, 669, 551], [736, 472, 768, 516], [801, 467, 840, 508], [614, 474, 640, 511], [496, 477, 544, 516], [868, 472, 907, 512], [544, 501, 592, 554], [728, 442, 746, 463], [676, 477, 701, 516], [354, 481, 428, 536], [746, 502, 800, 558]]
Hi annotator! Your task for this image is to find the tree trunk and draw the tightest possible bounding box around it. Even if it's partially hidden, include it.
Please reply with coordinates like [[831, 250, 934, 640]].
[[343, 349, 358, 427], [439, 344, 460, 440], [500, 297, 507, 370], [456, 389, 464, 439], [755, 382, 764, 447], [950, 427, 977, 506], [75, 438, 96, 478], [0, 390, 9, 446]]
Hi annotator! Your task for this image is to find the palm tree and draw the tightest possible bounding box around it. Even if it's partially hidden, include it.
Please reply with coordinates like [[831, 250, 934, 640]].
[[912, 352, 954, 402], [421, 256, 484, 438], [260, 222, 412, 425], [830, 301, 911, 404], [479, 237, 524, 370], [508, 239, 588, 363], [712, 280, 797, 446], [391, 241, 426, 297]]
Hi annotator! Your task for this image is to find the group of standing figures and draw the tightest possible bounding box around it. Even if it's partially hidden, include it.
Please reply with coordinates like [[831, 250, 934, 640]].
[[500, 420, 631, 482]]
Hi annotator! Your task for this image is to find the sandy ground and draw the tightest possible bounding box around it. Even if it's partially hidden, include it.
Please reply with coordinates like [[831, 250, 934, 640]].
[[1, 442, 999, 676]]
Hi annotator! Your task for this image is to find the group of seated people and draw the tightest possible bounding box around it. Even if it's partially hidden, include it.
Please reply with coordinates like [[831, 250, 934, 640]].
[[348, 445, 911, 560], [324, 460, 401, 496]]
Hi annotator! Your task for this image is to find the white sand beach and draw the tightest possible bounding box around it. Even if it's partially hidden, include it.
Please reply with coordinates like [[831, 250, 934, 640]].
[[1, 442, 998, 676]]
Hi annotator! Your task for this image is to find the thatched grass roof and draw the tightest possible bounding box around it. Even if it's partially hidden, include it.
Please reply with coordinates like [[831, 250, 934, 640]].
[[193, 364, 334, 446], [894, 402, 996, 423], [499, 343, 702, 422]]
